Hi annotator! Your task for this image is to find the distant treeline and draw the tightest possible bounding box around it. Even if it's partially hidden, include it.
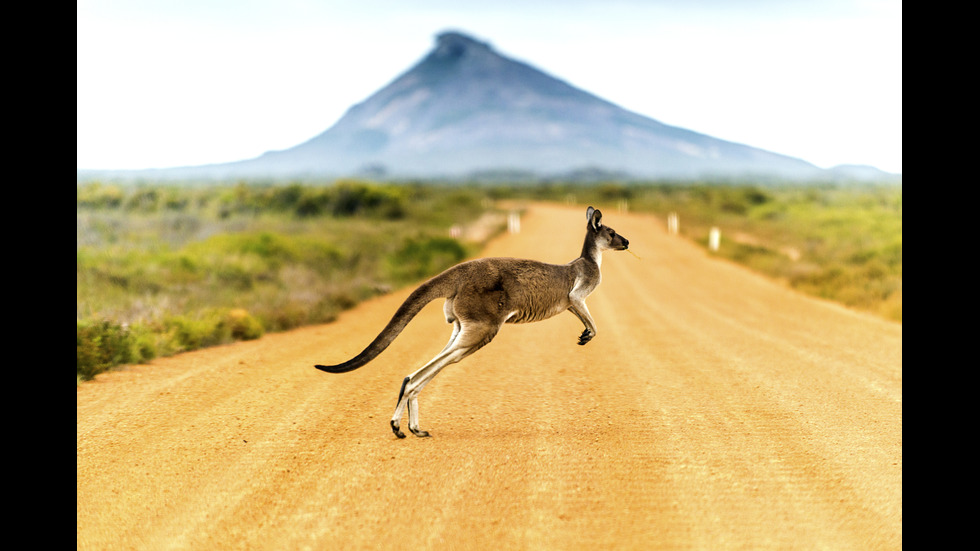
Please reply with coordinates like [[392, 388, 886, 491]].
[[78, 179, 429, 220]]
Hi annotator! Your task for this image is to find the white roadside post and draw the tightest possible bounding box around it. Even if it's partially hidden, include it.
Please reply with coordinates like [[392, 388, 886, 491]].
[[508, 211, 521, 234]]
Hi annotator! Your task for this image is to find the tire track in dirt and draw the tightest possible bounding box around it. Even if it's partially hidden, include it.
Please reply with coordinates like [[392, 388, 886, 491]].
[[77, 203, 901, 550]]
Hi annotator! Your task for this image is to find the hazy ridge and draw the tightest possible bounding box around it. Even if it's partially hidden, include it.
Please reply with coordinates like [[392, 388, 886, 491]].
[[77, 32, 900, 183]]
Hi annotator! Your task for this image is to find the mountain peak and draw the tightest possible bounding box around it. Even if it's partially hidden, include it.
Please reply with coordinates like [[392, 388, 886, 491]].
[[125, 30, 833, 181], [423, 31, 505, 73], [433, 31, 493, 58]]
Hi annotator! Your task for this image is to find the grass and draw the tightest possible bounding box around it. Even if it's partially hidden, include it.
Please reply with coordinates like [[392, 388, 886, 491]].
[[76, 180, 501, 382], [678, 185, 901, 322], [77, 178, 901, 383], [506, 181, 902, 322]]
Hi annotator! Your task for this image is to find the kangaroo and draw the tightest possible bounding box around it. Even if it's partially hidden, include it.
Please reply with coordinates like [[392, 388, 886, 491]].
[[315, 206, 629, 438]]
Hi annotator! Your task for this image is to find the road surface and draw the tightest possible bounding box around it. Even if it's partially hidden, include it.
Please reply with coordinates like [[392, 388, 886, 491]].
[[77, 203, 902, 550]]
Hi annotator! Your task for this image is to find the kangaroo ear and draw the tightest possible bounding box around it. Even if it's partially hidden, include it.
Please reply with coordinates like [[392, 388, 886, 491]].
[[587, 206, 602, 230]]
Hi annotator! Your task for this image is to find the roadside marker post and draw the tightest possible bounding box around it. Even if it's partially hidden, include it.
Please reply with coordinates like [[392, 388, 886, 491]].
[[508, 212, 521, 234]]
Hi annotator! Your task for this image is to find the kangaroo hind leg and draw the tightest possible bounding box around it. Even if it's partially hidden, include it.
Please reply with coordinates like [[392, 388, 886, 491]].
[[391, 321, 499, 438]]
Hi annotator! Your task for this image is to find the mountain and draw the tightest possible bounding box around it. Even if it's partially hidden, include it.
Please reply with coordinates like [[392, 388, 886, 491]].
[[79, 31, 894, 182]]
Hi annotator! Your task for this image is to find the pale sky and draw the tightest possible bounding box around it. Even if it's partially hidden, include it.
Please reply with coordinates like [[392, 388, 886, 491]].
[[76, 0, 902, 174]]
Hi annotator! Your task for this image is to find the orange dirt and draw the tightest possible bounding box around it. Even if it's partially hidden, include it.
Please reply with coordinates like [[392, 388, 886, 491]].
[[77, 203, 902, 550]]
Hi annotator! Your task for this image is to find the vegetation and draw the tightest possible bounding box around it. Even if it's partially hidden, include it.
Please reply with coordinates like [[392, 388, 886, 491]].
[[499, 181, 902, 322], [77, 180, 498, 382], [657, 184, 901, 322], [77, 178, 901, 383]]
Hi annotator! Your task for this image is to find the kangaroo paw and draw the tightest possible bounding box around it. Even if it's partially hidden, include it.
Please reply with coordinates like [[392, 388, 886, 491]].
[[391, 420, 406, 439], [410, 427, 431, 438]]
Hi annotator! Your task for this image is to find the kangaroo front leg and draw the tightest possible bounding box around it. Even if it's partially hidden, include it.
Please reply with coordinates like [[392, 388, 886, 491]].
[[569, 300, 597, 345]]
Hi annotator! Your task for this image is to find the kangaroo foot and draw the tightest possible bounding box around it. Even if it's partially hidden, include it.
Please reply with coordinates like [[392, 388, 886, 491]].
[[409, 427, 431, 438], [391, 420, 406, 439]]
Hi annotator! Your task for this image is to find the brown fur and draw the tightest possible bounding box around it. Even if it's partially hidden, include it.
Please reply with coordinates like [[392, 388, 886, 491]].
[[316, 206, 629, 437]]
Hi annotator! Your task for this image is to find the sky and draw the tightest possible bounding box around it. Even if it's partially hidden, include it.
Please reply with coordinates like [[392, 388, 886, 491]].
[[77, 0, 902, 174]]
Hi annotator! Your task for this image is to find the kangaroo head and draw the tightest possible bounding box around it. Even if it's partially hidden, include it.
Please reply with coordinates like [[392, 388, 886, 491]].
[[586, 206, 630, 251]]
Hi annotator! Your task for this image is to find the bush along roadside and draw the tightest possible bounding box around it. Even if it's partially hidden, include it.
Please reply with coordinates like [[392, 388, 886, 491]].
[[77, 180, 497, 383], [77, 308, 266, 383], [76, 234, 476, 383]]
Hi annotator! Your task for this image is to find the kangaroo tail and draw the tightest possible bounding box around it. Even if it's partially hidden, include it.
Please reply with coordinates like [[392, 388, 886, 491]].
[[315, 274, 454, 374]]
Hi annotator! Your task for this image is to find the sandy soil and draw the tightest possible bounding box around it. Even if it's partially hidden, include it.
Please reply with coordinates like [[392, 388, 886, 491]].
[[77, 203, 902, 550]]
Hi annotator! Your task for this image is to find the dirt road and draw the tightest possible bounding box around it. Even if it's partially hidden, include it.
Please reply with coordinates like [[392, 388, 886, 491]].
[[77, 203, 902, 550]]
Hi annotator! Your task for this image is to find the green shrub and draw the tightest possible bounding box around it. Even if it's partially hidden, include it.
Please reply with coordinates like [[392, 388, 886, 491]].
[[328, 180, 407, 218], [77, 180, 505, 383], [163, 311, 233, 353], [226, 308, 264, 340], [76, 182, 124, 209], [131, 330, 159, 363], [76, 319, 138, 381], [125, 188, 161, 212], [387, 237, 469, 284]]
